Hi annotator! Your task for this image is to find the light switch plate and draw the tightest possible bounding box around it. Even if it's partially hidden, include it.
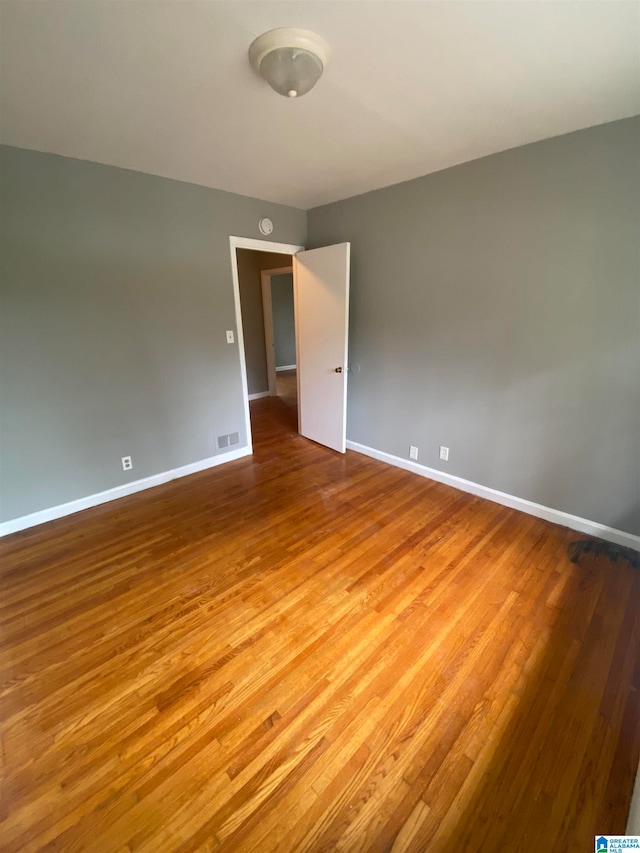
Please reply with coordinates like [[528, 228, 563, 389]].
[[226, 330, 234, 344]]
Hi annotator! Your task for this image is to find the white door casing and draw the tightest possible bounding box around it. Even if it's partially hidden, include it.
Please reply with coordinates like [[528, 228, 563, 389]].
[[294, 243, 351, 453]]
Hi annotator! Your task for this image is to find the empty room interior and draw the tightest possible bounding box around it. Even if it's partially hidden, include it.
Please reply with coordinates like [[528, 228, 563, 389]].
[[1, 1, 639, 851]]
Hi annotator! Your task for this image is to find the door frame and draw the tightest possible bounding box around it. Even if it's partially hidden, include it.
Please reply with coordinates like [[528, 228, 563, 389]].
[[229, 236, 304, 453], [261, 265, 294, 397]]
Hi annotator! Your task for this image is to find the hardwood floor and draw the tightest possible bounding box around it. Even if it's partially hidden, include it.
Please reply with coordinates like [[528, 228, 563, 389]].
[[1, 397, 638, 852], [275, 368, 298, 409]]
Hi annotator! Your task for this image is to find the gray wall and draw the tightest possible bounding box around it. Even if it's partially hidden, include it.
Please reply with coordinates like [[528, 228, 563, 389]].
[[3, 119, 638, 535], [236, 250, 291, 395], [0, 146, 306, 522], [308, 117, 640, 536], [271, 273, 296, 368]]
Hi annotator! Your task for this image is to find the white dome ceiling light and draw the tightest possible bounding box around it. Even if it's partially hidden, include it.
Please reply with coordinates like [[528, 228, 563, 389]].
[[248, 28, 331, 99]]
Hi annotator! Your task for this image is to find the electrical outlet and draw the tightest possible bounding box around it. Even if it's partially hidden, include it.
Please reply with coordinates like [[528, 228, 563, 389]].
[[226, 330, 235, 344], [409, 446, 419, 461], [121, 456, 133, 471], [439, 446, 449, 462]]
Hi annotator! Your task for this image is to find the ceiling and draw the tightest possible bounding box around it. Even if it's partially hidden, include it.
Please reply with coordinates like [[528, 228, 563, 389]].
[[1, 1, 639, 209]]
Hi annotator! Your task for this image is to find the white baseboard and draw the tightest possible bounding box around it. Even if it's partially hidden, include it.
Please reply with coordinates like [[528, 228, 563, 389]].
[[248, 391, 270, 401], [0, 446, 252, 537], [346, 440, 640, 550], [275, 365, 296, 372]]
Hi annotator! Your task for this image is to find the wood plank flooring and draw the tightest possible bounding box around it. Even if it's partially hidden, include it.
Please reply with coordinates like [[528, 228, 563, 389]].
[[1, 395, 639, 852]]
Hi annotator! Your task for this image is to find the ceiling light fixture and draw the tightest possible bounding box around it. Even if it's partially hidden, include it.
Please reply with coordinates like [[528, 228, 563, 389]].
[[248, 28, 331, 99]]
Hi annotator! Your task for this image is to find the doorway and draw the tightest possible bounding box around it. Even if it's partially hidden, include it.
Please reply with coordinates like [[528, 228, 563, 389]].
[[229, 235, 350, 455], [234, 248, 298, 443], [261, 266, 299, 432], [230, 237, 302, 454]]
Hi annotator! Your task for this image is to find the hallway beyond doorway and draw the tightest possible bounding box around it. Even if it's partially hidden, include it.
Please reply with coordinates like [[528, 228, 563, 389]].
[[276, 368, 297, 406], [249, 368, 298, 443]]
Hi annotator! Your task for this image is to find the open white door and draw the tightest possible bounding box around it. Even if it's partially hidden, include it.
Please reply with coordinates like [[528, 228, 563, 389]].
[[294, 243, 350, 453]]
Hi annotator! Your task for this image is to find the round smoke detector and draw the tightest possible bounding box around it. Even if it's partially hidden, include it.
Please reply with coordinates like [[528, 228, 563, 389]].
[[258, 217, 273, 236]]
